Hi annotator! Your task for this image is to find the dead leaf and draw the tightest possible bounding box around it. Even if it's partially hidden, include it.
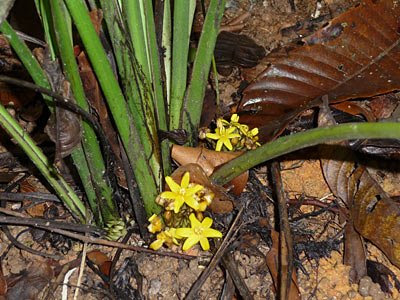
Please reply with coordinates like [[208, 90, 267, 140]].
[[0, 262, 7, 296], [266, 230, 301, 300], [34, 48, 82, 158], [171, 145, 248, 195], [87, 250, 112, 277], [6, 261, 55, 300], [238, 0, 400, 141], [169, 163, 233, 213]]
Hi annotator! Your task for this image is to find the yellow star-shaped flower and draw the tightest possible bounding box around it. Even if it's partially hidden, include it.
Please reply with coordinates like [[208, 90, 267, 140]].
[[161, 172, 204, 213], [176, 213, 222, 251], [206, 122, 241, 151]]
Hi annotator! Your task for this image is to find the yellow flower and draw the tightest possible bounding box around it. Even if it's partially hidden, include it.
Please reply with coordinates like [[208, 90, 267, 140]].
[[176, 213, 222, 251], [206, 120, 241, 151], [147, 214, 164, 233], [149, 228, 181, 250], [161, 172, 204, 213]]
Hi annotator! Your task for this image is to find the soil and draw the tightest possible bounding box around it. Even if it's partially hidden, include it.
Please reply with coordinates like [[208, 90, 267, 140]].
[[1, 0, 400, 299]]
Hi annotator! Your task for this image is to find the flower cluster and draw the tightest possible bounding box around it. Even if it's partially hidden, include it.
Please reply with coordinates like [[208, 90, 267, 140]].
[[148, 172, 222, 251], [200, 114, 260, 151]]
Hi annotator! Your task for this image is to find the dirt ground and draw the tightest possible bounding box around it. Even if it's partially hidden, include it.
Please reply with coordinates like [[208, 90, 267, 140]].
[[1, 0, 400, 299]]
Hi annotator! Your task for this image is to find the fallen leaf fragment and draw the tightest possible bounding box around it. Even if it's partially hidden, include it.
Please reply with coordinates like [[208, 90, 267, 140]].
[[171, 145, 248, 195]]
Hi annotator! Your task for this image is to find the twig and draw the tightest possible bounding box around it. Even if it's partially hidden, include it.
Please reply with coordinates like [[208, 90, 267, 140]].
[[185, 206, 245, 300], [0, 212, 195, 260], [0, 208, 102, 235], [221, 252, 253, 300], [0, 192, 61, 202], [73, 241, 87, 300], [271, 161, 294, 300]]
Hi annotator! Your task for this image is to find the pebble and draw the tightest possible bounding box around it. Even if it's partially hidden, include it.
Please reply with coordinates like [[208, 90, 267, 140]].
[[347, 290, 358, 299], [358, 276, 373, 297]]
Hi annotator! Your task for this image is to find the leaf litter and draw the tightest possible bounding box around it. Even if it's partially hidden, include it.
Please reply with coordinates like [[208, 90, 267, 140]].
[[1, 0, 400, 299]]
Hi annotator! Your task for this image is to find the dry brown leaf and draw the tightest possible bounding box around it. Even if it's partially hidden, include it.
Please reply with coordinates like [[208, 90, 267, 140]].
[[239, 0, 400, 141], [171, 145, 248, 195]]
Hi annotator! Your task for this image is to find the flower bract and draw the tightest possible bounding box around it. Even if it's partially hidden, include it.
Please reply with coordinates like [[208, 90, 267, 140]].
[[176, 213, 222, 251]]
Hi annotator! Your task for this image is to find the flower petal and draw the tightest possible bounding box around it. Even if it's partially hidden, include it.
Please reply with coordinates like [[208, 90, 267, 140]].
[[160, 191, 177, 199], [185, 184, 203, 196], [182, 235, 200, 251], [173, 196, 185, 213], [165, 176, 181, 193], [202, 228, 223, 238], [250, 128, 259, 136], [176, 228, 193, 237], [181, 172, 190, 188], [150, 239, 164, 250], [223, 138, 233, 151], [199, 237, 210, 251], [201, 217, 213, 228], [206, 133, 220, 140], [215, 140, 223, 151], [231, 114, 239, 123], [184, 195, 199, 210], [189, 213, 202, 227]]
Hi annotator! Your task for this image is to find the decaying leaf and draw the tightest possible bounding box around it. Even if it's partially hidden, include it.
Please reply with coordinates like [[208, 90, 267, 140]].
[[168, 163, 233, 213], [87, 250, 112, 278], [6, 261, 55, 300], [34, 48, 82, 158], [239, 0, 400, 141], [171, 145, 248, 195], [266, 230, 301, 300]]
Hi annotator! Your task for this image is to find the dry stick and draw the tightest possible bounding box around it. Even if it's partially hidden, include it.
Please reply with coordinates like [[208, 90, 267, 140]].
[[0, 207, 102, 234], [0, 192, 61, 202], [221, 252, 253, 300], [0, 211, 195, 260], [271, 161, 294, 300], [0, 175, 62, 259], [185, 206, 245, 300]]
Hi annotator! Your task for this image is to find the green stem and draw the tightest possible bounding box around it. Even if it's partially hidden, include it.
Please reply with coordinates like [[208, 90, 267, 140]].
[[211, 122, 400, 185], [0, 20, 54, 112], [182, 0, 226, 143], [0, 103, 86, 221], [52, 0, 118, 225], [169, 0, 195, 130], [65, 0, 160, 215]]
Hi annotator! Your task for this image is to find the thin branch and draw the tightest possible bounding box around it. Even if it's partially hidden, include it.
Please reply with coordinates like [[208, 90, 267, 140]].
[[185, 205, 245, 300]]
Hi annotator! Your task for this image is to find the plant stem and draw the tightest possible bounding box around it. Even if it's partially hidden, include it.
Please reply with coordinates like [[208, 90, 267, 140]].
[[0, 103, 86, 221], [64, 0, 160, 215], [211, 122, 400, 185], [182, 0, 226, 143], [52, 0, 118, 225], [169, 0, 195, 130], [0, 20, 54, 111]]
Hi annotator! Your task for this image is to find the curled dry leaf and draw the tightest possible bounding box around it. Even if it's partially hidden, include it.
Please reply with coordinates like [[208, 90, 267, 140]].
[[239, 0, 400, 141], [171, 145, 248, 195], [87, 250, 112, 277], [168, 163, 233, 213], [34, 48, 82, 158]]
